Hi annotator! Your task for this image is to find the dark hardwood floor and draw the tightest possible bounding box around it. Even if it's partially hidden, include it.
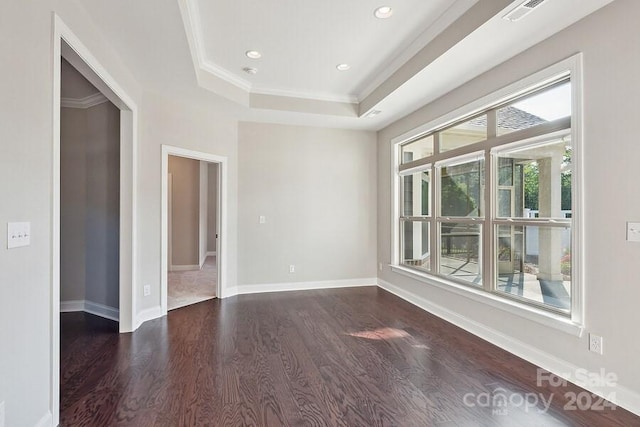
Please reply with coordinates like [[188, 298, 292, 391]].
[[60, 287, 640, 426]]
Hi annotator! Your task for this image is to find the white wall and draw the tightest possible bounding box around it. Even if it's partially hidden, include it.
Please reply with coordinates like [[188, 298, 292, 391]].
[[2, 0, 639, 425], [137, 91, 239, 312], [378, 0, 640, 408], [0, 1, 142, 425], [238, 122, 377, 286]]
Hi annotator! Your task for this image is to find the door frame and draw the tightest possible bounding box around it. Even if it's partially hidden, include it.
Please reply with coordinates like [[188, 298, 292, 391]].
[[51, 14, 138, 425], [161, 145, 228, 314]]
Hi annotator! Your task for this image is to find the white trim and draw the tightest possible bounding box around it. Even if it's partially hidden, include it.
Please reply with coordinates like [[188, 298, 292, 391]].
[[233, 278, 377, 296], [377, 278, 640, 417], [34, 411, 53, 427], [162, 145, 228, 315], [52, 14, 138, 425], [206, 251, 217, 257], [390, 265, 582, 336], [390, 55, 580, 146], [200, 59, 252, 92], [251, 86, 358, 104], [59, 300, 84, 312], [60, 300, 120, 322], [134, 306, 164, 330], [84, 301, 119, 322], [389, 54, 584, 334], [178, 0, 251, 92], [60, 92, 108, 109], [170, 264, 201, 272], [178, 0, 361, 107]]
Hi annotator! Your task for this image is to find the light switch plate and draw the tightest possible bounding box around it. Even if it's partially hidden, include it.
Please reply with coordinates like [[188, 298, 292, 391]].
[[7, 222, 30, 249], [259, 215, 266, 224], [627, 222, 640, 242]]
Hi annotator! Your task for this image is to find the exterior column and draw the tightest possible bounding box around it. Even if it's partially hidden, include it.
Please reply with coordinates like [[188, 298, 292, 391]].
[[537, 146, 564, 281]]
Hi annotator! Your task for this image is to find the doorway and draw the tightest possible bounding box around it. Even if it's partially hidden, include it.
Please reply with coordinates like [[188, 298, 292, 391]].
[[166, 156, 218, 310], [52, 16, 138, 425], [161, 146, 227, 315], [59, 58, 121, 321]]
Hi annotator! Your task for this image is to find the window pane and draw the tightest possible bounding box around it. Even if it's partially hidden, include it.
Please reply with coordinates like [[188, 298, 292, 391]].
[[402, 221, 430, 272], [440, 158, 484, 217], [496, 225, 571, 312], [440, 115, 487, 152], [439, 222, 481, 285], [401, 135, 434, 164], [497, 81, 571, 136], [495, 139, 571, 219], [402, 170, 430, 217]]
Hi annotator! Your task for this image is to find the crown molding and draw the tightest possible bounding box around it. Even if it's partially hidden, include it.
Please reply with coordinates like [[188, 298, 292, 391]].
[[179, 0, 361, 110], [251, 86, 359, 104], [60, 92, 109, 109]]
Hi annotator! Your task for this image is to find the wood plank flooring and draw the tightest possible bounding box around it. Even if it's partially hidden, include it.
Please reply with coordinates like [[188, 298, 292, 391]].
[[60, 287, 640, 426]]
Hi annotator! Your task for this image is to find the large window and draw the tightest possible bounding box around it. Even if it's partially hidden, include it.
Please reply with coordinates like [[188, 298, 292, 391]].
[[395, 72, 577, 317]]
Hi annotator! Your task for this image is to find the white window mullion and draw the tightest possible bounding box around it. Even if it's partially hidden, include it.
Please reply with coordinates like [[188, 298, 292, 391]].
[[484, 149, 494, 292], [432, 165, 440, 273]]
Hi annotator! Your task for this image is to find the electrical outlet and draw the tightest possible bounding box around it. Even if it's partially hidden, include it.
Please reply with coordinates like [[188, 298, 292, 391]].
[[143, 285, 151, 297], [289, 265, 295, 273], [379, 262, 383, 272], [7, 222, 30, 249], [589, 333, 603, 355], [0, 401, 5, 427]]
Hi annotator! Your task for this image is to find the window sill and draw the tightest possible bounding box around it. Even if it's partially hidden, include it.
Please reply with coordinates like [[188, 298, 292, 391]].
[[389, 265, 584, 337]]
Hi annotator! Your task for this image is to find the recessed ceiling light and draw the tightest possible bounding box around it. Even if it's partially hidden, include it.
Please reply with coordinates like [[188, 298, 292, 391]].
[[243, 67, 258, 75], [245, 50, 262, 59], [336, 63, 351, 71], [374, 6, 393, 19]]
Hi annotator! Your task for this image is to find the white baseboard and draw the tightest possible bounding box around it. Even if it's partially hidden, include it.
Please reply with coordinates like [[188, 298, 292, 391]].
[[34, 410, 52, 427], [60, 300, 84, 312], [60, 300, 119, 322], [206, 251, 217, 257], [134, 306, 164, 330], [235, 277, 377, 296], [84, 301, 119, 322], [377, 279, 640, 417], [170, 264, 200, 271]]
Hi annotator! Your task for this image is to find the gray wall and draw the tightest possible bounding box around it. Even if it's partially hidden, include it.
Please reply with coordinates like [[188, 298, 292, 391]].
[[3, 0, 640, 424], [238, 122, 377, 285], [0, 2, 144, 423], [377, 0, 640, 402], [207, 163, 218, 252], [60, 102, 120, 309], [60, 107, 87, 302], [199, 161, 208, 265], [85, 102, 120, 308], [168, 155, 200, 267]]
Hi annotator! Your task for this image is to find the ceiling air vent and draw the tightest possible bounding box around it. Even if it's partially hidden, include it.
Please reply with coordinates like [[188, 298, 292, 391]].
[[503, 0, 547, 22]]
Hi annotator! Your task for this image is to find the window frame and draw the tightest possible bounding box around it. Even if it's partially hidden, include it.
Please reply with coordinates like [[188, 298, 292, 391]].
[[390, 55, 584, 334]]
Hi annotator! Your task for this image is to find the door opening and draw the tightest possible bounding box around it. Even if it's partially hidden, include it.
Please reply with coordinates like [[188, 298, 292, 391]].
[[52, 17, 138, 424], [166, 156, 219, 310], [161, 146, 227, 314]]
